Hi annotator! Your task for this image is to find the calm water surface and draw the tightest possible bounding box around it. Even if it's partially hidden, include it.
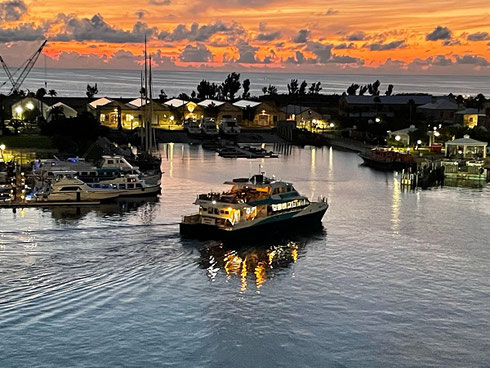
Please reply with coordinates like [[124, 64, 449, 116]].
[[1, 145, 489, 367]]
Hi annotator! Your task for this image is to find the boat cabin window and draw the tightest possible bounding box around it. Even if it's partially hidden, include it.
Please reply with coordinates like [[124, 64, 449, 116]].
[[60, 186, 80, 191], [119, 184, 125, 189], [208, 208, 213, 214], [214, 208, 219, 215], [127, 184, 135, 189], [107, 160, 114, 165], [135, 184, 142, 188]]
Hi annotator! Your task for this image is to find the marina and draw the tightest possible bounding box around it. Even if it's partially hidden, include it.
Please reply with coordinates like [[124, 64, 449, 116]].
[[1, 144, 489, 367]]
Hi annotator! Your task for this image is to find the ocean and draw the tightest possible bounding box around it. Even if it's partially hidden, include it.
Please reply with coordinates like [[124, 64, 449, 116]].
[[3, 68, 490, 98]]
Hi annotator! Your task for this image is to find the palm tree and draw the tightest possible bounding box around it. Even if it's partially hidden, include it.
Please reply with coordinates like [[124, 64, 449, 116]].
[[48, 89, 57, 97]]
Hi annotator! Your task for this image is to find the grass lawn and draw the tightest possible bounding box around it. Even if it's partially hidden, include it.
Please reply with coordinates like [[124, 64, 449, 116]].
[[0, 134, 55, 150]]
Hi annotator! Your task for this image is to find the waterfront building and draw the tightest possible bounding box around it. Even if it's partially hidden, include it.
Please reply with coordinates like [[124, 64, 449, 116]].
[[339, 94, 433, 118], [11, 97, 49, 121], [233, 100, 285, 129], [46, 102, 78, 121], [164, 99, 205, 123], [280, 104, 326, 130], [198, 100, 243, 124], [416, 98, 459, 124]]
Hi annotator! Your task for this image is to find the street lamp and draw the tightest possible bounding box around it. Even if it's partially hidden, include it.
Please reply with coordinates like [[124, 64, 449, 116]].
[[0, 144, 5, 161], [395, 135, 401, 141], [26, 102, 34, 110], [329, 123, 335, 128], [375, 117, 381, 123]]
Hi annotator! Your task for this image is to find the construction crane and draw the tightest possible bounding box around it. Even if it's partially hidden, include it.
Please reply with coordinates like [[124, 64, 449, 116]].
[[0, 39, 47, 95]]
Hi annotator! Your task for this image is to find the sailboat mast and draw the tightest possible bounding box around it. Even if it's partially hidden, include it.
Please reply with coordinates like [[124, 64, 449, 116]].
[[144, 35, 149, 153], [149, 54, 154, 153]]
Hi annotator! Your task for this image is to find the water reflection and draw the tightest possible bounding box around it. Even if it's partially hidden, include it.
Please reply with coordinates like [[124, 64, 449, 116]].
[[197, 227, 326, 292], [42, 197, 159, 224]]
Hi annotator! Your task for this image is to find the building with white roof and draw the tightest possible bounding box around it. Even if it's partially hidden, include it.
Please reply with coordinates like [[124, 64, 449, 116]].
[[198, 99, 226, 108]]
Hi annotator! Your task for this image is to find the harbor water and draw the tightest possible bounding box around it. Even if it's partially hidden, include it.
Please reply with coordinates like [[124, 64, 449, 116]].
[[1, 145, 489, 367]]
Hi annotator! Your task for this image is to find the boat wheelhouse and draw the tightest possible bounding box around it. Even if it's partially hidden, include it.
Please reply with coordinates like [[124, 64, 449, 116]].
[[219, 116, 241, 136], [201, 118, 219, 136], [180, 173, 328, 237], [185, 118, 201, 135]]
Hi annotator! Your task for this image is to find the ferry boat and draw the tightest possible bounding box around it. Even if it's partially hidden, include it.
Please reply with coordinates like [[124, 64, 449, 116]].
[[180, 173, 328, 237]]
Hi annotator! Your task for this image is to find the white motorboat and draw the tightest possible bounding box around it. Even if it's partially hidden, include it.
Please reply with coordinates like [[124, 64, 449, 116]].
[[219, 116, 240, 136], [32, 177, 120, 203], [88, 174, 160, 197], [201, 118, 218, 136]]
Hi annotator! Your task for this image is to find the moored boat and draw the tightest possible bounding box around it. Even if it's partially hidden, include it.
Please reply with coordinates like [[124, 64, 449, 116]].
[[359, 148, 415, 171], [180, 173, 328, 238]]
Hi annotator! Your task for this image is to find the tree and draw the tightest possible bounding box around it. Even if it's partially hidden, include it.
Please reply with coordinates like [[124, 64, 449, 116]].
[[385, 84, 394, 96], [178, 92, 190, 100], [262, 84, 277, 95], [371, 80, 381, 95], [48, 105, 65, 122], [221, 72, 241, 101], [476, 93, 486, 112], [48, 89, 57, 97], [36, 88, 47, 99], [86, 83, 98, 98], [197, 80, 211, 100], [191, 90, 196, 99], [158, 89, 167, 101], [347, 83, 359, 95], [299, 80, 308, 96], [287, 79, 299, 95], [359, 85, 368, 96], [242, 79, 251, 99], [309, 82, 322, 95]]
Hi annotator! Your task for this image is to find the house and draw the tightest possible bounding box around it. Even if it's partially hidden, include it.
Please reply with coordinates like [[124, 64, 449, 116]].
[[164, 99, 205, 122], [339, 94, 433, 118], [445, 135, 487, 159], [47, 102, 78, 121], [455, 108, 487, 129], [93, 98, 139, 130], [280, 104, 325, 130], [198, 100, 243, 123], [127, 99, 175, 129], [416, 98, 459, 124], [11, 97, 50, 121], [233, 100, 285, 128]]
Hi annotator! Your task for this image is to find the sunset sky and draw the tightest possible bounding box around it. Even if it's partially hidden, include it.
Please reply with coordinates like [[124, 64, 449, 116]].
[[0, 0, 489, 73]]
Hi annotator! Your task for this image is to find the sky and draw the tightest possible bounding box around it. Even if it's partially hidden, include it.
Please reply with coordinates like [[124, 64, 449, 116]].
[[0, 0, 489, 74]]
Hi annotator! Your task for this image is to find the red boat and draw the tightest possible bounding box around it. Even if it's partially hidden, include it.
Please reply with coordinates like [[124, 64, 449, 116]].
[[359, 148, 416, 171]]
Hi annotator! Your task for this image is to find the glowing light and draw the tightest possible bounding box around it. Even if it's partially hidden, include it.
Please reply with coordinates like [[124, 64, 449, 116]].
[[417, 140, 422, 145], [395, 135, 401, 141], [170, 116, 174, 121], [375, 118, 381, 123], [434, 132, 440, 137], [26, 102, 34, 110], [329, 123, 335, 128], [0, 144, 5, 150], [15, 106, 23, 115], [187, 102, 197, 113], [212, 200, 216, 204]]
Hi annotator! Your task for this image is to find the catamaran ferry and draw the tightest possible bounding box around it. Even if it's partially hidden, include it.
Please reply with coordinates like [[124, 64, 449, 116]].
[[180, 173, 328, 237]]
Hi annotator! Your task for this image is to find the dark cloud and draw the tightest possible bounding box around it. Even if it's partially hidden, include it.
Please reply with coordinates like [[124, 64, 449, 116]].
[[430, 55, 453, 66], [293, 29, 310, 43], [306, 41, 333, 63], [454, 55, 490, 66], [442, 39, 460, 46], [329, 55, 364, 64], [158, 21, 244, 42], [467, 32, 490, 41], [255, 31, 281, 41], [426, 26, 451, 41], [236, 40, 259, 63], [0, 0, 27, 23], [148, 0, 170, 5], [51, 14, 156, 43], [334, 43, 356, 50], [179, 43, 212, 62], [135, 10, 148, 19], [366, 40, 406, 51], [346, 32, 365, 41], [0, 23, 45, 42]]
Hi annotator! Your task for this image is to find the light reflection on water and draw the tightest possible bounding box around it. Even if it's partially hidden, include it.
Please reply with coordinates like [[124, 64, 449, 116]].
[[0, 144, 489, 367]]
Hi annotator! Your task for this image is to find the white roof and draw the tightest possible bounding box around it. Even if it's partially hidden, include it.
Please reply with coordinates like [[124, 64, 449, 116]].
[[417, 99, 458, 110], [391, 126, 417, 135], [446, 135, 487, 146], [48, 102, 77, 114], [233, 100, 262, 109], [198, 99, 225, 107], [164, 98, 187, 108], [89, 97, 112, 109], [127, 98, 150, 108]]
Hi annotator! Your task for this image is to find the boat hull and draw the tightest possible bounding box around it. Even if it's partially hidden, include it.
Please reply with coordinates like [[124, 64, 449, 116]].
[[180, 204, 328, 239]]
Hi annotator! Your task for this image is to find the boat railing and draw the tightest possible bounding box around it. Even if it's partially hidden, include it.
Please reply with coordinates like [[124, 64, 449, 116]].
[[318, 196, 328, 205]]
